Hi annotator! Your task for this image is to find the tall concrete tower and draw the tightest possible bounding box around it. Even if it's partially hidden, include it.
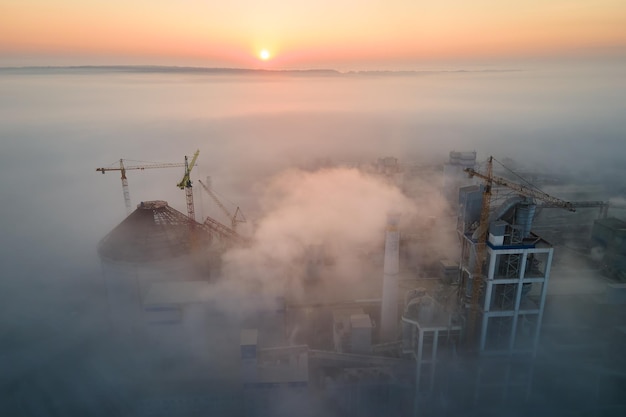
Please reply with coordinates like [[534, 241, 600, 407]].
[[381, 214, 400, 342]]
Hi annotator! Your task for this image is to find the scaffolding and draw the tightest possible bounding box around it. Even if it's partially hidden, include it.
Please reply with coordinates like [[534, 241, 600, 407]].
[[479, 236, 552, 355]]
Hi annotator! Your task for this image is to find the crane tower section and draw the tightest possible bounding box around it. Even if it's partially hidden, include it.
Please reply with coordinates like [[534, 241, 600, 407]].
[[177, 150, 200, 221]]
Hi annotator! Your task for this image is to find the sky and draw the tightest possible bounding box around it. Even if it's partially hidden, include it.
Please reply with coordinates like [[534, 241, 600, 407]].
[[2, 0, 626, 69]]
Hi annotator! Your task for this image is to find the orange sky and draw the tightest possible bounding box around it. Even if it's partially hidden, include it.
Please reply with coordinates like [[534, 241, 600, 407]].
[[1, 1, 625, 69]]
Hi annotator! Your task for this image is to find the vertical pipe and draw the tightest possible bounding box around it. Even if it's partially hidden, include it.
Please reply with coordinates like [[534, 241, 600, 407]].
[[480, 249, 496, 352], [509, 251, 528, 351], [430, 329, 439, 391], [533, 249, 553, 357], [414, 326, 425, 416]]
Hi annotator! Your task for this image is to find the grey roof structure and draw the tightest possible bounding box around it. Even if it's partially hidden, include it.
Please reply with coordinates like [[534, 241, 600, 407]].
[[98, 200, 208, 263]]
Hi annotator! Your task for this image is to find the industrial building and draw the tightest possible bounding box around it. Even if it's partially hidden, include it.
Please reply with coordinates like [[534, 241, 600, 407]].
[[98, 200, 221, 374], [94, 152, 626, 416]]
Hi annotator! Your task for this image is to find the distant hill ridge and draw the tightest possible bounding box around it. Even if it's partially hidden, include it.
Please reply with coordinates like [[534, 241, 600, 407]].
[[0, 65, 518, 76]]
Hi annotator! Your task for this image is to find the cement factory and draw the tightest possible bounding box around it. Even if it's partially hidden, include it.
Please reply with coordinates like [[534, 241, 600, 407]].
[[95, 151, 626, 416]]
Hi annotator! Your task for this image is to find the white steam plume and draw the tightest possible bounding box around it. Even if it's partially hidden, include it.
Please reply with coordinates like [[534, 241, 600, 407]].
[[609, 196, 626, 207], [214, 167, 419, 308]]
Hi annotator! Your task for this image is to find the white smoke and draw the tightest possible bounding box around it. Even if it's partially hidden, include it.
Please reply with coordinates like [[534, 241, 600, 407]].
[[609, 196, 626, 207], [215, 167, 419, 307]]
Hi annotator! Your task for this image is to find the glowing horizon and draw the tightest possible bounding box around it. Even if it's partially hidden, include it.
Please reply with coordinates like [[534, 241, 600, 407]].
[[1, 1, 625, 69]]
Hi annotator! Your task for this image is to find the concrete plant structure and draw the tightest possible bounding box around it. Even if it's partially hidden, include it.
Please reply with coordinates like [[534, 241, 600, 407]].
[[91, 155, 626, 417]]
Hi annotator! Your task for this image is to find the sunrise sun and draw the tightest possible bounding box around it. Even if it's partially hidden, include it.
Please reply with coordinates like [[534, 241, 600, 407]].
[[259, 49, 271, 61]]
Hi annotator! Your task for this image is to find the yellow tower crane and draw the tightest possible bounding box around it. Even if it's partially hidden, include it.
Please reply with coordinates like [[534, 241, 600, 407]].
[[465, 163, 576, 213], [177, 150, 200, 221], [96, 159, 187, 216], [197, 178, 247, 232], [463, 156, 575, 346]]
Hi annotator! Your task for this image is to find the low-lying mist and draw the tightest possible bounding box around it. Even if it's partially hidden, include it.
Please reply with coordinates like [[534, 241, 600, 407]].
[[1, 64, 625, 415]]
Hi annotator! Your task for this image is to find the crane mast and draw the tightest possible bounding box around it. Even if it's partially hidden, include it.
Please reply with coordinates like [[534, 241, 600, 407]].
[[467, 156, 493, 345], [120, 160, 131, 215], [177, 150, 200, 221], [96, 159, 186, 215]]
